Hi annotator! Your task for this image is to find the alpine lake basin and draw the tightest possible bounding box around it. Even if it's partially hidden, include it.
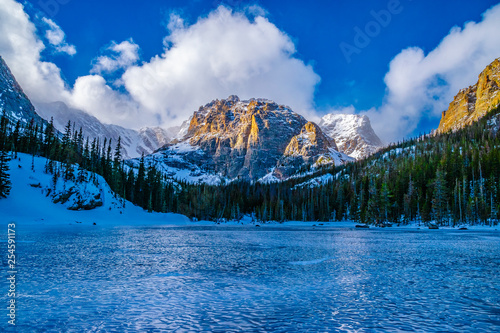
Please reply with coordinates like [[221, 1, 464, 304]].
[[2, 222, 500, 332]]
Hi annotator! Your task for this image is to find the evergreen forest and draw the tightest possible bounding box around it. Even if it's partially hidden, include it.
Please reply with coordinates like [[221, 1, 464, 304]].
[[1, 106, 499, 226]]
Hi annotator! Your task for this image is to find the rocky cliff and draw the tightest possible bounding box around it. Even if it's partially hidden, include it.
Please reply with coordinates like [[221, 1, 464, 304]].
[[276, 122, 348, 179], [145, 96, 353, 182], [319, 113, 382, 160], [438, 58, 500, 133]]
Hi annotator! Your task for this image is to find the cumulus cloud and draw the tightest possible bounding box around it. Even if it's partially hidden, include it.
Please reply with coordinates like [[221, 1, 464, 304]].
[[69, 74, 164, 126], [122, 6, 320, 126], [87, 6, 320, 128], [164, 12, 185, 33], [365, 3, 500, 143], [0, 1, 319, 129], [91, 39, 140, 74], [7, 0, 498, 140], [245, 5, 268, 17], [42, 17, 76, 56]]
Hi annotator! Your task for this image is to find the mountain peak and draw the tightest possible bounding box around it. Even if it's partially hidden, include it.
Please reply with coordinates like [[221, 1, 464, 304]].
[[187, 96, 299, 142], [148, 97, 352, 182], [319, 113, 382, 160], [226, 95, 240, 103]]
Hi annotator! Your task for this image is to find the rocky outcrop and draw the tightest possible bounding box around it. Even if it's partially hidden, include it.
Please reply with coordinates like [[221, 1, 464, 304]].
[[438, 58, 500, 133], [319, 113, 382, 160], [51, 187, 103, 211], [185, 96, 309, 180], [148, 96, 353, 182], [0, 56, 47, 127], [276, 122, 349, 178], [284, 122, 338, 157]]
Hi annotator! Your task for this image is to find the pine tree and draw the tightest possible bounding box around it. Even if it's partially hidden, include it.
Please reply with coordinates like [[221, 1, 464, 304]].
[[380, 180, 392, 221], [114, 136, 122, 166], [432, 169, 448, 224], [367, 178, 380, 223], [12, 121, 20, 157], [62, 120, 72, 156], [135, 153, 146, 207], [404, 176, 415, 223]]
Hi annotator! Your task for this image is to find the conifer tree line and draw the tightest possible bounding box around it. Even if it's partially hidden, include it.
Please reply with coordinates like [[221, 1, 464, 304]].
[[0, 106, 499, 226]]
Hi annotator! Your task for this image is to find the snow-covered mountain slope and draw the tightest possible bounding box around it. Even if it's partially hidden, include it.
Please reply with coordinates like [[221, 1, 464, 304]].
[[36, 101, 176, 159], [0, 56, 47, 127], [292, 169, 351, 189], [319, 113, 383, 160], [170, 117, 192, 142], [135, 96, 353, 183], [0, 153, 190, 226], [293, 173, 335, 189]]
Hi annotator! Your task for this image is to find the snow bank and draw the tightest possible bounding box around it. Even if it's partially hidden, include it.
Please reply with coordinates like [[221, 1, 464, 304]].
[[0, 153, 190, 228]]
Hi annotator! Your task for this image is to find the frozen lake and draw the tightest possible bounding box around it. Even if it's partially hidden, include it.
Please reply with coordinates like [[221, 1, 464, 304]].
[[3, 224, 500, 332]]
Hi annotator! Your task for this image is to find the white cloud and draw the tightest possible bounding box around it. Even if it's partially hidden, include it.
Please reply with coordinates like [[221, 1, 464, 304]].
[[91, 40, 140, 74], [42, 17, 76, 56], [0, 0, 70, 103], [365, 3, 500, 143], [122, 6, 320, 127], [0, 1, 320, 130], [7, 0, 498, 141], [70, 75, 159, 125], [245, 5, 268, 17], [165, 12, 185, 33]]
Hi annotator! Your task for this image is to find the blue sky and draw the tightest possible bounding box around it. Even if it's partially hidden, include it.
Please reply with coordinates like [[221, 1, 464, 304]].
[[3, 0, 500, 141]]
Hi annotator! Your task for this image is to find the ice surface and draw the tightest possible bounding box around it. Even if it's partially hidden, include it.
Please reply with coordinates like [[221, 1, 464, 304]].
[[289, 257, 332, 265], [1, 154, 500, 332], [2, 224, 500, 332]]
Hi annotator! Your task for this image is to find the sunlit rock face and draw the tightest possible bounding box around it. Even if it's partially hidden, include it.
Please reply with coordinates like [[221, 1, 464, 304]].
[[438, 58, 500, 134], [153, 96, 352, 182]]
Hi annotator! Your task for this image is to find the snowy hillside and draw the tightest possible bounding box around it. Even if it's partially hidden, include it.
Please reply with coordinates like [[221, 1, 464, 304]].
[[319, 113, 382, 160], [0, 153, 190, 226]]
